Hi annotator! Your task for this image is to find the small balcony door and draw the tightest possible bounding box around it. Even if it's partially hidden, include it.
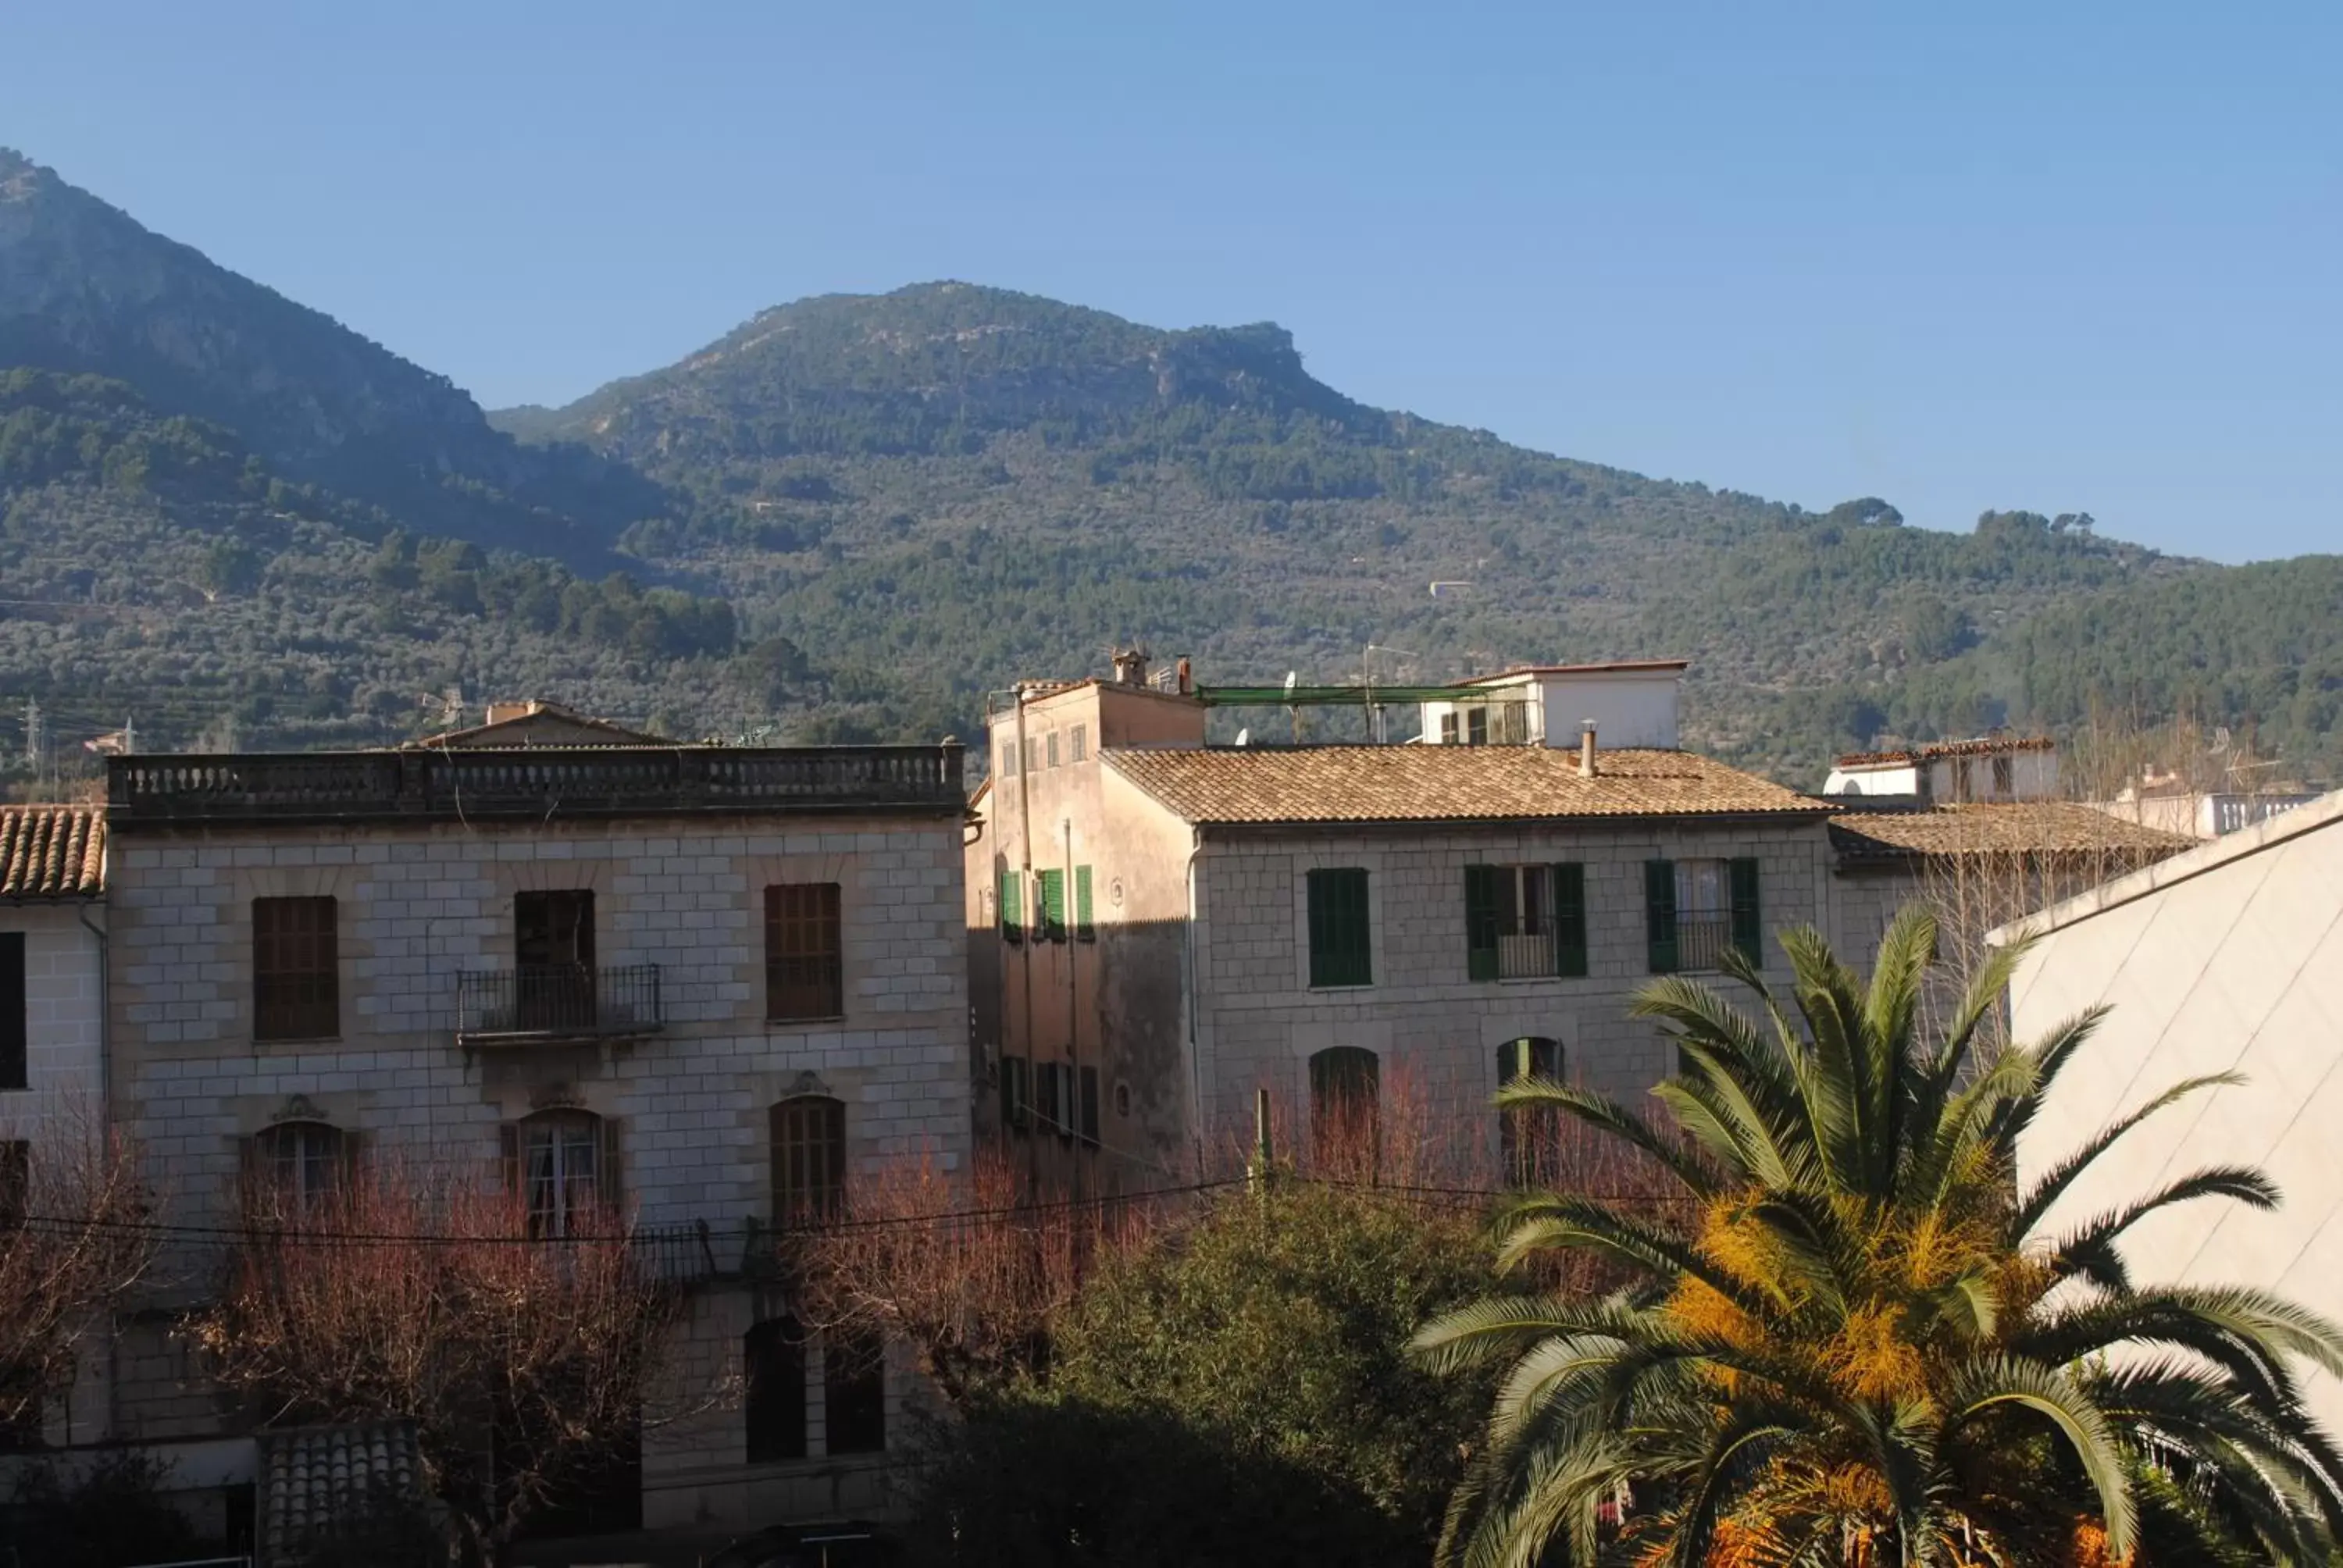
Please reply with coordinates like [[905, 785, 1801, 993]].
[[515, 889, 597, 1032]]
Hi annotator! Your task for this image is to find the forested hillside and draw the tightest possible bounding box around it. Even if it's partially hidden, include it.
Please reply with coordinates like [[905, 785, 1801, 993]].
[[1, 148, 2336, 787]]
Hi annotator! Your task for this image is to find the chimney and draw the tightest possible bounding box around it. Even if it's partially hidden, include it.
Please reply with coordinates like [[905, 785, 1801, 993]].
[[1111, 647, 1150, 686], [486, 700, 537, 725], [1175, 657, 1192, 695], [1578, 721, 1598, 779]]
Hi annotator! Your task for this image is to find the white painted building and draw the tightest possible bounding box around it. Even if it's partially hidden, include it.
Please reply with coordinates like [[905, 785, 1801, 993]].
[[102, 740, 969, 1534], [1823, 736, 2060, 802], [1995, 789, 2343, 1430], [1421, 660, 1685, 750], [0, 804, 110, 1445]]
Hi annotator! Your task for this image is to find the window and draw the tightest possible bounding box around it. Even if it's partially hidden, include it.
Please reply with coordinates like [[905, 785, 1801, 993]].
[[1035, 869, 1067, 943], [1439, 711, 1460, 744], [514, 890, 596, 1032], [253, 896, 339, 1041], [1046, 732, 1061, 768], [504, 1110, 608, 1239], [1078, 1065, 1100, 1149], [1305, 868, 1372, 988], [1000, 1054, 1031, 1134], [0, 1142, 25, 1230], [1992, 754, 2014, 796], [1464, 864, 1587, 979], [1955, 758, 1976, 803], [1070, 725, 1088, 763], [0, 933, 24, 1090], [744, 1316, 808, 1463], [1497, 1038, 1564, 1186], [1024, 739, 1040, 773], [1467, 706, 1489, 746], [1646, 858, 1760, 973], [822, 1331, 886, 1455], [765, 883, 843, 1021], [1074, 865, 1096, 942], [998, 741, 1018, 779], [1033, 1060, 1075, 1140], [771, 1096, 846, 1223], [998, 871, 1023, 946], [250, 1121, 347, 1213], [1309, 1046, 1380, 1161]]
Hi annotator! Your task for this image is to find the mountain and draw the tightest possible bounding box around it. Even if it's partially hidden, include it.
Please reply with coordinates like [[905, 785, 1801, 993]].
[[0, 155, 2335, 783], [500, 282, 2338, 781], [0, 148, 665, 561]]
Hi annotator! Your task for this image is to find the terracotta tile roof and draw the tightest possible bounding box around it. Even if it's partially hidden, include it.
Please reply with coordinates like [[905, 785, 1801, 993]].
[[1104, 745, 1828, 825], [1835, 736, 2056, 768], [0, 804, 105, 897], [1829, 803, 2195, 862], [259, 1419, 430, 1566]]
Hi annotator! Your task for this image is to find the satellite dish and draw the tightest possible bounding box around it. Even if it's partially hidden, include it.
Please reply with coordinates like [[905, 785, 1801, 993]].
[[1234, 728, 1250, 747]]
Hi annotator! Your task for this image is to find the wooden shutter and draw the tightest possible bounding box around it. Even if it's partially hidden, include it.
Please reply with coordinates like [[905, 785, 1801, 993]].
[[1729, 858, 1763, 967], [1463, 867, 1500, 982], [998, 871, 1022, 945], [1074, 867, 1095, 942], [1001, 1056, 1029, 1133], [1644, 860, 1679, 975], [1307, 869, 1371, 988], [1552, 863, 1588, 978], [1036, 870, 1066, 943], [1078, 1065, 1100, 1149], [497, 1122, 521, 1199], [0, 934, 23, 1091], [597, 1116, 625, 1214]]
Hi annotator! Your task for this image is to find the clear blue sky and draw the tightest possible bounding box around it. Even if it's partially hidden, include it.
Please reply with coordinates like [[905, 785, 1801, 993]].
[[6, 2, 2337, 563]]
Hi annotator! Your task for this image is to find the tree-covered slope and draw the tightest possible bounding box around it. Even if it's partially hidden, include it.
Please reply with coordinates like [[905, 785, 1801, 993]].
[[0, 371, 763, 760], [0, 149, 667, 563]]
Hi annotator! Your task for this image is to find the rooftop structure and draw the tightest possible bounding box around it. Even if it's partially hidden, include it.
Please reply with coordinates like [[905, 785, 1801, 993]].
[[1824, 734, 2059, 802]]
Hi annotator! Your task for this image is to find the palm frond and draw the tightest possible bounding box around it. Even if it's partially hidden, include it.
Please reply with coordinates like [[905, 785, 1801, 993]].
[[2015, 1071, 2246, 1237]]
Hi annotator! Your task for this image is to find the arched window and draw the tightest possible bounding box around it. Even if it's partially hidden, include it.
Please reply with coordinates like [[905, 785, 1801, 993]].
[[822, 1330, 886, 1456], [1496, 1038, 1564, 1186], [744, 1316, 808, 1463], [248, 1121, 347, 1213], [771, 1096, 847, 1224], [508, 1110, 603, 1239], [1307, 1046, 1380, 1170]]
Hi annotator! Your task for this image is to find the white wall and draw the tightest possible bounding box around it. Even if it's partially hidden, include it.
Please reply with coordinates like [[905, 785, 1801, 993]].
[[1422, 669, 1681, 751], [2006, 792, 2343, 1431]]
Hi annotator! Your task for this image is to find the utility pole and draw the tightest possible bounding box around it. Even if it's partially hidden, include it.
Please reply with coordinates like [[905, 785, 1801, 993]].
[[22, 697, 41, 772]]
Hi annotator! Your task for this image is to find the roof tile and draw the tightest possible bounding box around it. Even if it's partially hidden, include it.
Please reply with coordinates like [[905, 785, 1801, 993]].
[[1104, 745, 1825, 825], [1828, 803, 2195, 861], [0, 805, 105, 898]]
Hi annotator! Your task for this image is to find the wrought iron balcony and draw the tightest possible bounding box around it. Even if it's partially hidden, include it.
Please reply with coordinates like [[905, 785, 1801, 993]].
[[455, 964, 664, 1045], [109, 743, 965, 825]]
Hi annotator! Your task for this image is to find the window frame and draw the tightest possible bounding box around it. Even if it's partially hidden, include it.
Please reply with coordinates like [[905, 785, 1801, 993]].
[[770, 1095, 847, 1224], [252, 896, 341, 1042], [822, 1330, 886, 1456], [1069, 724, 1088, 763], [250, 1119, 348, 1215], [514, 1108, 604, 1240], [997, 871, 1023, 946], [1304, 868, 1373, 989], [0, 932, 24, 1090], [1497, 1037, 1564, 1186], [744, 1315, 808, 1464], [1035, 868, 1068, 944], [764, 882, 844, 1022]]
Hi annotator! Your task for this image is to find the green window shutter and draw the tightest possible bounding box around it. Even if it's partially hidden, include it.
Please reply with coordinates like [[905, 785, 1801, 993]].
[[1306, 868, 1372, 988], [998, 871, 1022, 944], [1463, 865, 1500, 982], [1729, 857, 1763, 966], [1036, 870, 1066, 943], [1644, 860, 1679, 975], [1552, 863, 1588, 978], [1074, 866, 1095, 942]]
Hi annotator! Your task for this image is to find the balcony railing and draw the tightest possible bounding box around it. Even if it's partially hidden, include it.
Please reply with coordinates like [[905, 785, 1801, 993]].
[[1675, 915, 1737, 972], [109, 744, 965, 825], [455, 964, 664, 1043], [1495, 932, 1557, 979]]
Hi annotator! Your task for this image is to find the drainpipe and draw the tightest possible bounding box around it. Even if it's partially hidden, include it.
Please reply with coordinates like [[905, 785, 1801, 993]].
[[1182, 829, 1206, 1181], [74, 899, 114, 1441], [1013, 690, 1038, 1186], [1065, 817, 1081, 1203]]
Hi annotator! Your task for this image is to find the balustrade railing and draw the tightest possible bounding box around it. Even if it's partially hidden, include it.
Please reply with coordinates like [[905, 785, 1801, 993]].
[[109, 745, 964, 822], [455, 964, 664, 1042]]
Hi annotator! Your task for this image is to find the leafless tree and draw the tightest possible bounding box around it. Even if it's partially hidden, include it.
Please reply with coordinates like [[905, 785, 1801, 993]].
[[191, 1159, 682, 1565], [0, 1104, 153, 1439]]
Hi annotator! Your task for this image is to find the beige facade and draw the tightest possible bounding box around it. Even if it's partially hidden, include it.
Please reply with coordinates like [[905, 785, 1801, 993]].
[[968, 670, 1844, 1184], [102, 747, 968, 1531], [1997, 789, 2343, 1430]]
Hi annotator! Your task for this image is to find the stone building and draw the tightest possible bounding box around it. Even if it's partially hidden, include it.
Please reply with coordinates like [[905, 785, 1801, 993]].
[[966, 660, 1839, 1186], [0, 803, 110, 1443], [102, 741, 968, 1532]]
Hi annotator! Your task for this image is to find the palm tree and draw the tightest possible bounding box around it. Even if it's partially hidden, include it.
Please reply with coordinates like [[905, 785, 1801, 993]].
[[1414, 907, 2343, 1568]]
